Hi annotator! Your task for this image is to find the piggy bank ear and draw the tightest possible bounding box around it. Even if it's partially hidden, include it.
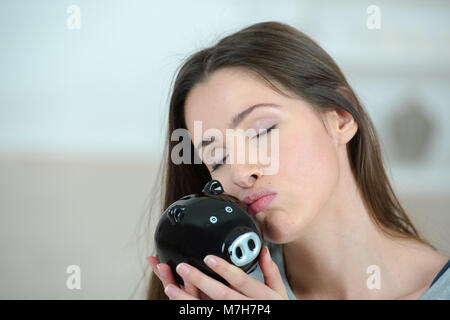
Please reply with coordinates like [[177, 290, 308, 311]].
[[202, 179, 224, 195]]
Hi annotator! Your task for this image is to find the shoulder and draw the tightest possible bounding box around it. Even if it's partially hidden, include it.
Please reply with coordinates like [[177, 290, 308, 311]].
[[420, 260, 450, 300]]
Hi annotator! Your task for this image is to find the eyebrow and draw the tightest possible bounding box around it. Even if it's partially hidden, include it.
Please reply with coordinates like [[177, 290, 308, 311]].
[[196, 103, 280, 150]]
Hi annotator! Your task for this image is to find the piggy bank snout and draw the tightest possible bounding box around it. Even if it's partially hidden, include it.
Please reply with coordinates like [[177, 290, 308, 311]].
[[228, 231, 261, 267]]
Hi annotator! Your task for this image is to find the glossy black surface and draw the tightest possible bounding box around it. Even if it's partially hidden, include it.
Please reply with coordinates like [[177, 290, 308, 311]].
[[154, 180, 263, 286]]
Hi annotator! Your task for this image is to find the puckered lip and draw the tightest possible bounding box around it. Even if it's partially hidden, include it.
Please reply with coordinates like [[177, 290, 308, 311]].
[[240, 188, 277, 208]]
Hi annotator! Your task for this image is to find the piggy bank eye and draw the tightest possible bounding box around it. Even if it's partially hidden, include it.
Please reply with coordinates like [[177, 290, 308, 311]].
[[209, 216, 218, 224]]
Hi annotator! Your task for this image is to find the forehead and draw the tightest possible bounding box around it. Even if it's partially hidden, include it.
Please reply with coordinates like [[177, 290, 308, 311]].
[[184, 68, 279, 138]]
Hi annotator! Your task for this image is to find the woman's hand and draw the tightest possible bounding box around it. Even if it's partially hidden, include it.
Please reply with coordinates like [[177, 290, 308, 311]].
[[147, 246, 289, 300]]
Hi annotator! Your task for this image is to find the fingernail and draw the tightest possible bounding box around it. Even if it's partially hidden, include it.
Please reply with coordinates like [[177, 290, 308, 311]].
[[265, 247, 271, 261], [164, 284, 177, 298], [176, 263, 190, 276], [156, 263, 165, 277], [204, 255, 217, 267]]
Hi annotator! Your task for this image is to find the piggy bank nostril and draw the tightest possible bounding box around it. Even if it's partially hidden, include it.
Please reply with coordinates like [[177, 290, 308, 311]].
[[236, 246, 243, 259], [248, 239, 256, 251]]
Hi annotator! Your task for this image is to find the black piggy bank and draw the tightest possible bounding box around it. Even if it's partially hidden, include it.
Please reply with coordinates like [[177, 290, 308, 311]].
[[154, 179, 263, 286]]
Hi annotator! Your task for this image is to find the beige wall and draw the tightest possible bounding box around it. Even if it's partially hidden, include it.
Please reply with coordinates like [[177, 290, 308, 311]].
[[0, 153, 158, 299]]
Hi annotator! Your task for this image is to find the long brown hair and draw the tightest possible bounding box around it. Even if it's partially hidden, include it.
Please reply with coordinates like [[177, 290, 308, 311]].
[[139, 21, 435, 300]]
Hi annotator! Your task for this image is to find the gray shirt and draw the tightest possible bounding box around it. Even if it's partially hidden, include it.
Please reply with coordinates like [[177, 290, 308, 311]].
[[248, 240, 450, 300]]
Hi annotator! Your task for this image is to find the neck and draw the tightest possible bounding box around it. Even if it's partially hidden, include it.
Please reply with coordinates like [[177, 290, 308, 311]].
[[282, 156, 441, 299]]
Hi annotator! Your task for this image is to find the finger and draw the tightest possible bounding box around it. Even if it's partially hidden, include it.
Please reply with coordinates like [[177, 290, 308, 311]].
[[199, 290, 213, 300], [183, 280, 201, 298], [147, 256, 206, 300], [147, 256, 160, 276], [164, 284, 199, 300], [175, 262, 248, 300], [147, 256, 178, 290], [156, 263, 179, 290], [203, 254, 279, 299], [259, 247, 289, 299]]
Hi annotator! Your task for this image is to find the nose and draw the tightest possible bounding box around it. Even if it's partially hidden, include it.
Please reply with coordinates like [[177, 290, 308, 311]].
[[227, 231, 261, 266], [229, 163, 263, 188]]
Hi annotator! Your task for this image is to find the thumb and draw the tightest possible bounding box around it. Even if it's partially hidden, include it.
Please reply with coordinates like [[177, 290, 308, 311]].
[[260, 246, 288, 298]]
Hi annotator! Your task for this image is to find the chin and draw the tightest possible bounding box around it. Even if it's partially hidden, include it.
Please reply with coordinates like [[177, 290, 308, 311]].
[[257, 210, 300, 244]]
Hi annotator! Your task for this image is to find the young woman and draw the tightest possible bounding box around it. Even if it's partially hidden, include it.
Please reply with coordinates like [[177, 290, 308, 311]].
[[145, 21, 450, 300]]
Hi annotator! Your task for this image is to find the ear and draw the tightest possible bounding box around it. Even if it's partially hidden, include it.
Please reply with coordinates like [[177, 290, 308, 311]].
[[202, 179, 224, 195], [325, 88, 358, 145]]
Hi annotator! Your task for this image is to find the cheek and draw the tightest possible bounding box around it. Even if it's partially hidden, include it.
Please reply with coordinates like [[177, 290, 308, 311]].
[[283, 129, 339, 193], [264, 126, 340, 242]]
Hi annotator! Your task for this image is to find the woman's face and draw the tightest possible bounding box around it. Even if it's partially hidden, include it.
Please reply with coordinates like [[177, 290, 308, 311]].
[[184, 67, 342, 244]]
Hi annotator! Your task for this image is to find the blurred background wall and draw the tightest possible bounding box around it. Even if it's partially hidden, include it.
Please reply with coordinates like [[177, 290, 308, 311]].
[[0, 0, 449, 299]]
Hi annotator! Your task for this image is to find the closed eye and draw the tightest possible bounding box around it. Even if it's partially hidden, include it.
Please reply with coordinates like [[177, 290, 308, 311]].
[[212, 154, 228, 171], [211, 124, 278, 172], [254, 124, 277, 139]]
